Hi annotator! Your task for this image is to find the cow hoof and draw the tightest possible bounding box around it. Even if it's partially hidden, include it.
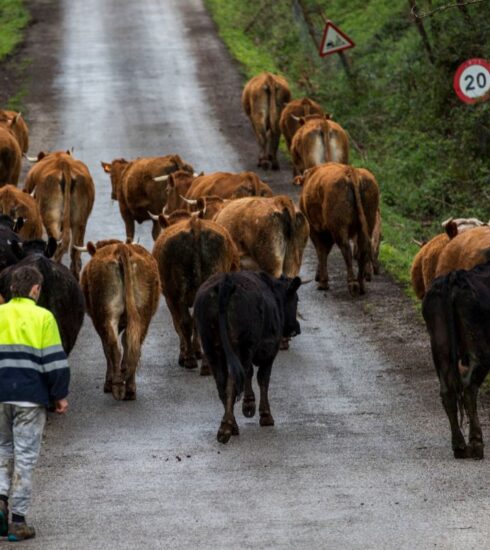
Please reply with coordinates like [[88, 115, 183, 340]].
[[453, 446, 469, 459], [183, 357, 198, 369], [259, 413, 274, 427], [471, 444, 484, 460], [348, 281, 360, 296], [200, 363, 212, 376], [217, 425, 233, 444], [242, 399, 256, 418], [124, 390, 136, 401], [279, 337, 290, 350], [112, 383, 126, 401], [317, 281, 329, 290], [103, 382, 112, 393]]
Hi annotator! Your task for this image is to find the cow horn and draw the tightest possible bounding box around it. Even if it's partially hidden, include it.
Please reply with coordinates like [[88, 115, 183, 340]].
[[299, 278, 314, 285], [180, 196, 198, 205], [412, 238, 424, 247], [193, 172, 200, 177], [153, 174, 169, 182], [147, 210, 160, 221], [24, 154, 39, 162], [30, 189, 36, 198], [441, 217, 453, 227], [73, 245, 88, 252]]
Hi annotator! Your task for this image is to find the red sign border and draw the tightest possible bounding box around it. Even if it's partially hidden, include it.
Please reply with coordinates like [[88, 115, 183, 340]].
[[453, 58, 490, 104], [319, 21, 355, 58]]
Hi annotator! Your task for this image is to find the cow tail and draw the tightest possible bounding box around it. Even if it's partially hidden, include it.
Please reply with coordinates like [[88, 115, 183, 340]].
[[442, 274, 465, 427], [218, 274, 244, 399], [59, 161, 72, 257], [119, 245, 142, 372], [323, 119, 333, 162], [350, 168, 372, 267]]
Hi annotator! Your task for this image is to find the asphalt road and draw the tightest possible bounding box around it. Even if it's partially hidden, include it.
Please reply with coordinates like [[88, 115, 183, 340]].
[[7, 0, 490, 548]]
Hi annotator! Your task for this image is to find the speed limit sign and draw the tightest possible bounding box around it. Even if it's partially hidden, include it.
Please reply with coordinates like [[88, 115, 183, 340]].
[[454, 58, 490, 104]]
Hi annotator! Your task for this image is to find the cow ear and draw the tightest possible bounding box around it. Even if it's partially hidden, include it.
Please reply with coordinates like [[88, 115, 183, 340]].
[[45, 237, 58, 258], [293, 175, 305, 186], [445, 221, 458, 239], [287, 276, 302, 295], [37, 151, 46, 161], [10, 240, 24, 260], [13, 217, 25, 233], [87, 242, 97, 256], [100, 161, 112, 173], [158, 214, 169, 228]]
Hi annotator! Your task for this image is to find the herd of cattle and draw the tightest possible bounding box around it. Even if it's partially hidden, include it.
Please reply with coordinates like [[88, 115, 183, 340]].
[[0, 71, 488, 454]]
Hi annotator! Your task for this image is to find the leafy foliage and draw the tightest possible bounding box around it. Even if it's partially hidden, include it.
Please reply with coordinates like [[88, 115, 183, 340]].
[[206, 0, 490, 285], [0, 0, 29, 61]]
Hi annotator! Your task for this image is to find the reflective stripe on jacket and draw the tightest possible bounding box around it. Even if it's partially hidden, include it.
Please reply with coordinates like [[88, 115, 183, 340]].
[[0, 297, 70, 406]]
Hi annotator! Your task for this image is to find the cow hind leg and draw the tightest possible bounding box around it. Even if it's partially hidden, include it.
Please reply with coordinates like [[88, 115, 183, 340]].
[[242, 361, 256, 418], [268, 129, 281, 170], [257, 361, 274, 427], [337, 235, 361, 296], [463, 382, 484, 459], [165, 297, 198, 369], [310, 230, 333, 290], [440, 387, 468, 458], [218, 371, 239, 444], [100, 321, 124, 400]]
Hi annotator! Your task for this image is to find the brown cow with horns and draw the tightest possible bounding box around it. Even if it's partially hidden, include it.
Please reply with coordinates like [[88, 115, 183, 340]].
[[296, 162, 379, 296]]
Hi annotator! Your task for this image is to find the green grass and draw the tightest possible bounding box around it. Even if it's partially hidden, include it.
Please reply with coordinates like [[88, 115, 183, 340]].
[[205, 0, 490, 297], [0, 0, 30, 61]]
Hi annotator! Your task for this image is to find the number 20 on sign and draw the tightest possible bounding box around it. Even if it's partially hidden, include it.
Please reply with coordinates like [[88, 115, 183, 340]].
[[453, 58, 490, 104]]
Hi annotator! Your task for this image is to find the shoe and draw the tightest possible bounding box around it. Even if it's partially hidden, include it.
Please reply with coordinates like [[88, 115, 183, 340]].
[[0, 500, 7, 536], [7, 521, 35, 542]]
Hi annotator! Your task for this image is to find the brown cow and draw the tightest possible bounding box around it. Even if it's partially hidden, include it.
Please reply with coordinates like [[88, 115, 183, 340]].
[[80, 240, 160, 401], [24, 150, 95, 279], [296, 163, 379, 296], [279, 97, 324, 151], [0, 124, 21, 187], [101, 154, 195, 241], [411, 218, 485, 299], [185, 171, 273, 201], [0, 185, 43, 239], [214, 195, 309, 278], [291, 115, 349, 176], [436, 225, 490, 278], [152, 212, 239, 373], [162, 170, 199, 215], [0, 110, 29, 154], [242, 72, 291, 170]]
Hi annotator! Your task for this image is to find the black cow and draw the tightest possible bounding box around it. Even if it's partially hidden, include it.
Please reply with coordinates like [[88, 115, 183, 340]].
[[423, 260, 490, 460], [194, 271, 302, 443], [0, 214, 23, 272], [0, 237, 85, 354]]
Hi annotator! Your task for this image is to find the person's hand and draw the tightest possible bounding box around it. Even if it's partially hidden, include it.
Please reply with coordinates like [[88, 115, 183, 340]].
[[54, 398, 69, 414]]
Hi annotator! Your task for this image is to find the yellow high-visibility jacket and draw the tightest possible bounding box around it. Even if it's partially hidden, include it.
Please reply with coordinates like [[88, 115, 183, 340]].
[[0, 297, 69, 406]]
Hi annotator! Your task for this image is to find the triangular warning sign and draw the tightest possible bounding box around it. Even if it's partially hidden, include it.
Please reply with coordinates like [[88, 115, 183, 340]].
[[319, 21, 355, 57]]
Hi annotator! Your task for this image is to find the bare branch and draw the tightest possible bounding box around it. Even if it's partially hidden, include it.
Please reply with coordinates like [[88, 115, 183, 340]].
[[411, 0, 487, 19]]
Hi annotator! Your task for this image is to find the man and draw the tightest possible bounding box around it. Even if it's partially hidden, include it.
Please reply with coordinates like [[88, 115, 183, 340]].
[[0, 265, 69, 542]]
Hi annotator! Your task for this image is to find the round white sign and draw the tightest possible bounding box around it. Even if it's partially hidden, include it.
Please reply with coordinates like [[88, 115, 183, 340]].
[[454, 58, 490, 104]]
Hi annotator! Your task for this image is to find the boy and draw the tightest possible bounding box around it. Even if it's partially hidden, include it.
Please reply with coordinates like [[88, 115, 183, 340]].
[[0, 265, 69, 542]]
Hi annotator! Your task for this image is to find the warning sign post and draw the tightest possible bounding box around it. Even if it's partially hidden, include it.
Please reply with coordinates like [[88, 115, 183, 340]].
[[319, 21, 355, 57]]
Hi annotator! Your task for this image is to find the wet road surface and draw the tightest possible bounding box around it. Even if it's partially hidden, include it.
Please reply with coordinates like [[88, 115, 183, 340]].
[[12, 0, 490, 548]]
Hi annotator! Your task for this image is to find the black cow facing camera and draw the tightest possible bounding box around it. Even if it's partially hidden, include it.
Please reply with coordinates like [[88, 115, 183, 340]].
[[194, 271, 302, 444]]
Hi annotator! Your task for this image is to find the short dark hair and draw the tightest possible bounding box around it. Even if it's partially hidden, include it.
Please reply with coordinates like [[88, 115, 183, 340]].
[[10, 266, 43, 298]]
